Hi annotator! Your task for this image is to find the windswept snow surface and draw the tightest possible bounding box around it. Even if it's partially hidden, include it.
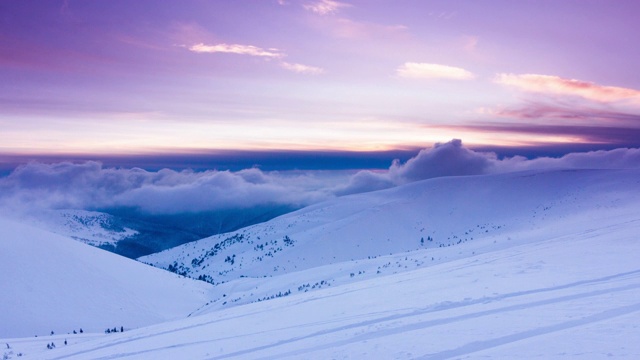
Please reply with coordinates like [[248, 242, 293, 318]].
[[0, 217, 214, 339]]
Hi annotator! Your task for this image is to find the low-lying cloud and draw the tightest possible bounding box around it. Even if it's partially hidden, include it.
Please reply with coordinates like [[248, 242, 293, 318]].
[[0, 163, 332, 215], [334, 139, 640, 195], [2, 140, 639, 214]]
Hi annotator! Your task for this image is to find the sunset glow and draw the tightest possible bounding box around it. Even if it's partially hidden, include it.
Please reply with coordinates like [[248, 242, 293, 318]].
[[1, 0, 640, 157]]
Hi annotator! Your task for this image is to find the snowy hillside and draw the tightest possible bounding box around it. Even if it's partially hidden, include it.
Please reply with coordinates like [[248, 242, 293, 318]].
[[0, 216, 215, 339], [23, 209, 138, 247], [6, 192, 640, 359], [5, 206, 298, 259], [141, 169, 640, 310]]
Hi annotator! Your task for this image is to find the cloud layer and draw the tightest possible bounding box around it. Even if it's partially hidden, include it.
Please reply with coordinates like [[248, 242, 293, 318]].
[[0, 163, 332, 215], [334, 139, 640, 195], [2, 141, 639, 215]]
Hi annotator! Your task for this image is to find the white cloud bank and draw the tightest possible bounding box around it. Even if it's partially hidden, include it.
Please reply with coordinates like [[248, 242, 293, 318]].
[[2, 140, 639, 214], [0, 164, 330, 215], [334, 139, 640, 195]]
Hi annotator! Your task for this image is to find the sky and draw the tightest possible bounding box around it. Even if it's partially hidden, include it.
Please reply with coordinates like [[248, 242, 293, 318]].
[[2, 0, 640, 164]]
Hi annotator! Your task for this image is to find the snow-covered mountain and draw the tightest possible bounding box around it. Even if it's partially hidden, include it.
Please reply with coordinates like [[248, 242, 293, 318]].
[[12, 205, 297, 259], [0, 216, 215, 339], [140, 169, 640, 311], [4, 167, 640, 358], [2, 168, 639, 359]]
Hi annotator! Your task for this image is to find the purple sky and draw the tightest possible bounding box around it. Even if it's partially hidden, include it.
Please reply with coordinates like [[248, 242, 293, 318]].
[[2, 0, 640, 157]]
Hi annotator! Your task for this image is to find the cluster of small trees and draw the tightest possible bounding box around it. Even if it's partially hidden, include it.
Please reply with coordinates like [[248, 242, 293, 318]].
[[197, 274, 215, 284], [167, 262, 189, 277], [224, 254, 236, 265], [420, 236, 434, 245], [46, 339, 68, 350], [105, 326, 124, 334], [297, 280, 330, 292], [255, 289, 291, 302], [282, 235, 295, 247], [191, 234, 246, 268]]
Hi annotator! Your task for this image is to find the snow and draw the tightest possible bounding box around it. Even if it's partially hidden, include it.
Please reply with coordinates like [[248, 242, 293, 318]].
[[0, 216, 214, 339], [14, 209, 138, 247], [2, 168, 640, 359], [5, 208, 640, 359], [141, 169, 640, 311]]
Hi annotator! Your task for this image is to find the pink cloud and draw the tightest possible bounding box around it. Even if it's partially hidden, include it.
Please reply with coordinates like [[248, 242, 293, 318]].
[[396, 62, 475, 80], [188, 43, 284, 58], [495, 73, 640, 104], [303, 0, 351, 15], [281, 62, 324, 75]]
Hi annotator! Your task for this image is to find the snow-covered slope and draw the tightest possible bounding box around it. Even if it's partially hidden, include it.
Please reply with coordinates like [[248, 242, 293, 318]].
[[7, 206, 298, 259], [23, 209, 138, 247], [0, 216, 215, 338], [141, 169, 640, 310], [8, 195, 640, 359]]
